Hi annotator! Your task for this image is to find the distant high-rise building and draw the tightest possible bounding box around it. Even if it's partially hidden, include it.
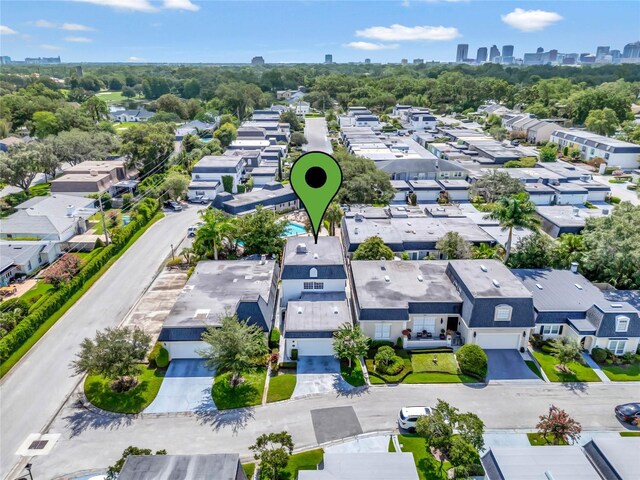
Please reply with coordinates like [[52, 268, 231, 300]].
[[536, 47, 544, 54], [251, 56, 265, 65], [476, 47, 487, 63], [75, 65, 83, 77], [610, 49, 622, 64], [456, 44, 469, 63], [502, 45, 514, 58], [25, 56, 61, 64], [413, 58, 424, 65], [489, 45, 500, 62], [596, 46, 610, 57], [622, 41, 640, 58], [548, 49, 558, 62], [0, 56, 11, 65], [325, 54, 333, 64], [401, 58, 408, 65], [364, 58, 371, 64], [579, 53, 595, 63]]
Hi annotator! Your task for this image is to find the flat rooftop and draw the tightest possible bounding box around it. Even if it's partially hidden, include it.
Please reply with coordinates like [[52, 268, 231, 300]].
[[223, 184, 294, 207], [536, 205, 610, 227], [286, 298, 350, 332], [283, 237, 344, 266], [194, 156, 243, 168], [162, 260, 277, 328], [350, 260, 462, 309], [449, 259, 533, 298]]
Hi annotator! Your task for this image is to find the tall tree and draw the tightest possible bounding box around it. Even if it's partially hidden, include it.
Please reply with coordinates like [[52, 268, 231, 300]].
[[31, 111, 59, 138], [508, 232, 553, 269], [335, 150, 395, 205], [352, 236, 394, 260], [214, 122, 237, 147], [585, 107, 620, 136], [47, 129, 119, 166], [83, 95, 109, 122], [162, 171, 190, 199], [71, 327, 151, 392], [436, 232, 472, 260], [333, 323, 370, 367], [551, 233, 584, 269], [198, 314, 268, 387], [470, 170, 524, 203], [237, 206, 287, 257], [0, 144, 42, 193], [120, 123, 174, 175], [107, 447, 167, 480], [194, 208, 236, 260], [551, 337, 583, 373], [485, 192, 540, 263], [536, 405, 582, 445], [324, 202, 344, 236], [249, 432, 294, 480]]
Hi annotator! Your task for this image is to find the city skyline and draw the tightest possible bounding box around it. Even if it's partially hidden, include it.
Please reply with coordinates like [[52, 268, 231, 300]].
[[0, 1, 638, 63]]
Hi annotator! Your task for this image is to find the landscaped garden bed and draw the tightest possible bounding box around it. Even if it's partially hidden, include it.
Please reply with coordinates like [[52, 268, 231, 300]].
[[397, 434, 453, 480], [532, 343, 600, 383], [591, 347, 640, 381]]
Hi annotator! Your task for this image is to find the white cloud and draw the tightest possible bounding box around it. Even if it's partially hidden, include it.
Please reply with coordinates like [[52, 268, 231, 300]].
[[356, 24, 460, 42], [62, 23, 95, 31], [0, 25, 18, 35], [40, 44, 63, 50], [34, 19, 57, 28], [163, 0, 200, 12], [73, 0, 157, 12], [345, 41, 399, 51], [128, 56, 146, 62], [501, 8, 563, 32], [403, 0, 469, 5], [65, 36, 92, 43]]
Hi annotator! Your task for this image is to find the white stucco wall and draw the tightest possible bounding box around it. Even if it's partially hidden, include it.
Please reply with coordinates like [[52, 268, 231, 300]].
[[281, 278, 347, 304]]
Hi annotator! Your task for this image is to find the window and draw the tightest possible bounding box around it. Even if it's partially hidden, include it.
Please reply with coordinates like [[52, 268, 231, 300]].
[[375, 323, 391, 340], [303, 281, 324, 290], [413, 317, 436, 334], [616, 316, 630, 333], [309, 268, 318, 278], [494, 305, 512, 322], [543, 325, 561, 335], [608, 339, 626, 356]]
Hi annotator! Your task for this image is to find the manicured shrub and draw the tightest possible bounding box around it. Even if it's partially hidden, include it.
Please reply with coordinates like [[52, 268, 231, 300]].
[[395, 336, 404, 349], [148, 342, 162, 367], [291, 348, 298, 361], [278, 361, 297, 369], [377, 356, 404, 376], [456, 344, 488, 380], [530, 333, 544, 348], [155, 347, 169, 368], [269, 328, 281, 349], [591, 347, 607, 363], [375, 346, 396, 366]]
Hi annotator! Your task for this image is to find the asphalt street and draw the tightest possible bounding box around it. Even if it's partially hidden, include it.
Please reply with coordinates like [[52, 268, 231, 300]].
[[31, 380, 639, 478], [0, 206, 201, 480], [303, 117, 333, 154]]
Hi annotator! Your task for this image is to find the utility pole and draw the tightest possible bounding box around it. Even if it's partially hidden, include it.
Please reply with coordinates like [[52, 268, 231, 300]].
[[98, 195, 110, 246], [170, 244, 175, 260]]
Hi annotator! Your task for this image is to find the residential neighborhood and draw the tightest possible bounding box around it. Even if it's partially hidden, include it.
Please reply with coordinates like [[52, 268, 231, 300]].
[[1, 2, 640, 480]]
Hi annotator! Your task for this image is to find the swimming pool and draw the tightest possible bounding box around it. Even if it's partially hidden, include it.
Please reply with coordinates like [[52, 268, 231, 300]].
[[283, 222, 306, 237]]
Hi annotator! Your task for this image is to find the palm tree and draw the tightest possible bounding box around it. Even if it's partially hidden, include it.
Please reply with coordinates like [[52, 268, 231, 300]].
[[472, 243, 503, 260], [194, 209, 235, 260], [180, 246, 198, 266], [553, 233, 584, 268], [325, 202, 344, 236], [485, 192, 540, 264]]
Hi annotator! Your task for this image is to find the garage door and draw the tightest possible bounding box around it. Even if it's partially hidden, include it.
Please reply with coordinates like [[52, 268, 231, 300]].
[[475, 333, 520, 350], [165, 341, 207, 359], [294, 339, 335, 356]]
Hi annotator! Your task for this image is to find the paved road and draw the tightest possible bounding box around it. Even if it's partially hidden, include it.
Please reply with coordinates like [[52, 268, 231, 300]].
[[0, 206, 201, 480], [592, 174, 639, 205], [304, 117, 333, 154], [31, 381, 639, 478]]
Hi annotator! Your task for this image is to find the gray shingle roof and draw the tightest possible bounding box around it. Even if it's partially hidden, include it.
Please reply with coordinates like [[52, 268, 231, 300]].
[[118, 454, 244, 480]]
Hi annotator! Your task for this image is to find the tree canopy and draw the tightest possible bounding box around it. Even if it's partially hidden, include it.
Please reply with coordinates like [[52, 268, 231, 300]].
[[352, 236, 394, 260]]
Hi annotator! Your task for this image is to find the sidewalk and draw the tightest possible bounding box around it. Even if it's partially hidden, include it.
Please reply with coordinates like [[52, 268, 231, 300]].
[[582, 353, 611, 383]]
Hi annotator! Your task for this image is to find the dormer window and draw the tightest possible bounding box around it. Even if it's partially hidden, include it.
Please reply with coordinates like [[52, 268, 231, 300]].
[[616, 316, 629, 333], [494, 305, 512, 322], [309, 267, 318, 278]]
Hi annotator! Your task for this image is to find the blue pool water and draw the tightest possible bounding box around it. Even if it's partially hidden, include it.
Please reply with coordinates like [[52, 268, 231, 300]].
[[199, 138, 213, 143], [284, 222, 306, 236]]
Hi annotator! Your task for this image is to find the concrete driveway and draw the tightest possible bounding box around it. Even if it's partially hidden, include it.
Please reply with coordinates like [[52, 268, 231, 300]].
[[144, 359, 216, 414], [292, 356, 352, 398], [485, 350, 542, 382]]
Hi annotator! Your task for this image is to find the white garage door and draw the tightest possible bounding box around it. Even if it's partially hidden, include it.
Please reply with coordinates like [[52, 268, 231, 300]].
[[164, 341, 207, 359], [294, 338, 335, 356], [475, 333, 520, 350]]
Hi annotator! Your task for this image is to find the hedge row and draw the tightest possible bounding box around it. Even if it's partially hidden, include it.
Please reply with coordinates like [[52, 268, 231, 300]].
[[0, 199, 160, 364]]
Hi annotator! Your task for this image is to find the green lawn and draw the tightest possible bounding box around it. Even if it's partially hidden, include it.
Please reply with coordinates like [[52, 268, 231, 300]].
[[388, 436, 396, 452], [367, 350, 475, 384], [282, 449, 323, 479], [620, 431, 640, 437], [403, 372, 477, 384], [397, 434, 451, 480], [96, 90, 128, 102], [527, 432, 568, 446], [532, 349, 600, 383], [525, 360, 544, 379], [341, 358, 366, 387], [266, 373, 296, 403], [242, 463, 255, 478], [19, 281, 55, 311], [411, 352, 459, 374], [0, 212, 164, 378], [211, 369, 267, 410], [90, 209, 122, 234], [84, 364, 165, 414], [600, 362, 640, 381]]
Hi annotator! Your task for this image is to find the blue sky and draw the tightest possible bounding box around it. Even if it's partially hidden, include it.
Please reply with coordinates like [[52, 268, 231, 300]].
[[0, 1, 637, 63]]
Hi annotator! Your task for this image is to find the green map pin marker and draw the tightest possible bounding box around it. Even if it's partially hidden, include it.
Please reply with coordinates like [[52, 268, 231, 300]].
[[290, 151, 343, 244]]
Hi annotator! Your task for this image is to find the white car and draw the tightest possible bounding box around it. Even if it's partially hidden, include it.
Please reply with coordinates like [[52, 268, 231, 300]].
[[398, 406, 432, 432]]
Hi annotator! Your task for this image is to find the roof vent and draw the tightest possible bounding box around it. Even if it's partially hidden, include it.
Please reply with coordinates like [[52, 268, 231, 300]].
[[297, 307, 303, 314], [313, 253, 318, 259], [296, 243, 308, 254], [333, 306, 339, 314], [574, 283, 583, 290], [417, 275, 424, 282], [610, 303, 622, 308], [492, 279, 500, 288], [384, 275, 390, 282], [193, 309, 210, 320], [573, 207, 580, 217], [480, 264, 488, 272], [354, 227, 359, 234], [535, 283, 543, 290]]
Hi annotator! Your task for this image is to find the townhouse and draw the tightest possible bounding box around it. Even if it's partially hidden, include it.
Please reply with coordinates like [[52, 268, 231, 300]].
[[551, 130, 640, 169]]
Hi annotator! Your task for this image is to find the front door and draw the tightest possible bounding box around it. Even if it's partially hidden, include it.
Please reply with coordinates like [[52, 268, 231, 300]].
[[447, 317, 458, 332]]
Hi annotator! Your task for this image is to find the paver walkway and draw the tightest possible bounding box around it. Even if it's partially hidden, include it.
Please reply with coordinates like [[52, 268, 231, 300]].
[[582, 353, 611, 383]]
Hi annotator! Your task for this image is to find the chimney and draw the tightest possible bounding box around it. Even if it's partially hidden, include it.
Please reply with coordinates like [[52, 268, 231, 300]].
[[66, 205, 74, 217], [570, 262, 579, 273]]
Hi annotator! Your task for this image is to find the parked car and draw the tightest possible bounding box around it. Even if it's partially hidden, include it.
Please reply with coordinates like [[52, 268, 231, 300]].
[[189, 195, 210, 205], [187, 222, 204, 237], [164, 200, 183, 212], [398, 406, 432, 432], [615, 403, 640, 424]]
